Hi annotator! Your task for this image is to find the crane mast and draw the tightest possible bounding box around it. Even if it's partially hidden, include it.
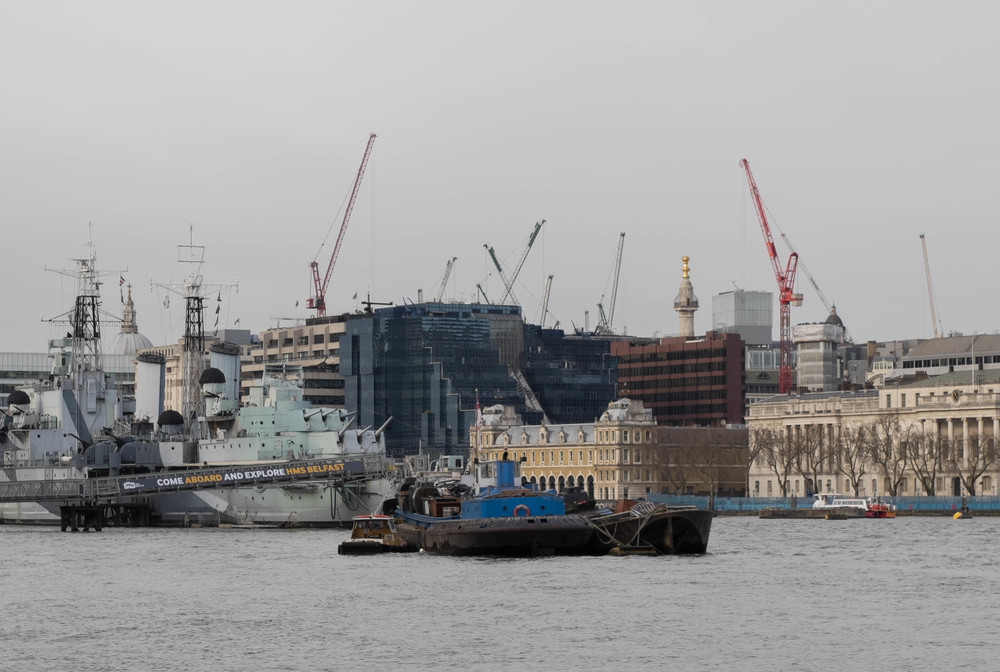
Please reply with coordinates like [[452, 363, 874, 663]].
[[483, 244, 518, 305], [740, 158, 801, 393], [499, 220, 545, 305], [308, 133, 376, 317], [539, 274, 553, 327], [919, 233, 942, 338], [433, 257, 458, 302], [596, 232, 625, 335]]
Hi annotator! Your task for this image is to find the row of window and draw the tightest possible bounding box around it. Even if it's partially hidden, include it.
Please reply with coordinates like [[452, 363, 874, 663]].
[[487, 447, 646, 465], [903, 355, 1000, 369], [618, 347, 730, 364], [755, 475, 996, 496], [618, 362, 730, 377]]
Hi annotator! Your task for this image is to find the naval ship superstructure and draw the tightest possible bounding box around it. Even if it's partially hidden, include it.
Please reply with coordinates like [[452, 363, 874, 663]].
[[141, 358, 395, 526], [0, 243, 126, 522], [1, 237, 395, 526]]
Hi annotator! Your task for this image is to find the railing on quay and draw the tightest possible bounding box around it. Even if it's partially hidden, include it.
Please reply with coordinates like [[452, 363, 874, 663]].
[[648, 492, 1000, 515], [0, 454, 391, 504]]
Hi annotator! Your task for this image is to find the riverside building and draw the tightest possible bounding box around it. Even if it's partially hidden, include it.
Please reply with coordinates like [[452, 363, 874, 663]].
[[474, 398, 748, 500], [341, 301, 619, 457], [747, 369, 1000, 499]]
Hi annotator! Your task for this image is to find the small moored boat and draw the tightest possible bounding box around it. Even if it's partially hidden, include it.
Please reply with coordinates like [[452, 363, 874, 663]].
[[338, 514, 417, 555], [813, 493, 896, 519]]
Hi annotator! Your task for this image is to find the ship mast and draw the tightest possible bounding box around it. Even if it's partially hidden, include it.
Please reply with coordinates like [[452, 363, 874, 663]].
[[46, 239, 117, 390], [43, 232, 127, 443], [153, 227, 238, 433]]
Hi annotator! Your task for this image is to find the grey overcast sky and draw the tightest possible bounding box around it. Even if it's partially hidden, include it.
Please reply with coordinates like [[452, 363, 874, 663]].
[[1, 1, 998, 353]]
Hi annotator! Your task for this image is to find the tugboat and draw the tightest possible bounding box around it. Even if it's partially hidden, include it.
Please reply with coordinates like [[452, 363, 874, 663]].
[[391, 454, 714, 556], [392, 454, 597, 557], [338, 514, 417, 554]]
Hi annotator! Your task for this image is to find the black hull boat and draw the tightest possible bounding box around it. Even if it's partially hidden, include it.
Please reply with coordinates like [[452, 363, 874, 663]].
[[586, 504, 714, 555], [392, 458, 713, 557], [398, 514, 601, 557]]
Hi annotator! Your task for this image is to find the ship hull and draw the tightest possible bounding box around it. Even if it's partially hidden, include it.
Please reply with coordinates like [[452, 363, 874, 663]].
[[586, 507, 714, 555], [149, 477, 395, 527], [396, 506, 714, 556], [396, 512, 601, 557]]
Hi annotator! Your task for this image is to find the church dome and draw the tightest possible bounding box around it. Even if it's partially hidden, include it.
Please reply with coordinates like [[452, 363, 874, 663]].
[[825, 305, 844, 328], [113, 284, 155, 355]]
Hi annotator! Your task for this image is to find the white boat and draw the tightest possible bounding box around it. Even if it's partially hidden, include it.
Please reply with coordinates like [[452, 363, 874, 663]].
[[812, 493, 896, 519]]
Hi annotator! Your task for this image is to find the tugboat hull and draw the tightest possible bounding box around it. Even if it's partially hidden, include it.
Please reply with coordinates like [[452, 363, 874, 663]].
[[398, 514, 601, 557]]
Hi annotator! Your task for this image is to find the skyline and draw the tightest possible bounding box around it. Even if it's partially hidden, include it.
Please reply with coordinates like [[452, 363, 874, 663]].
[[2, 2, 998, 352]]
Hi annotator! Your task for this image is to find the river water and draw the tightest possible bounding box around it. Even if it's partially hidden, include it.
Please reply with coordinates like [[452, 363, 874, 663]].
[[3, 516, 997, 671]]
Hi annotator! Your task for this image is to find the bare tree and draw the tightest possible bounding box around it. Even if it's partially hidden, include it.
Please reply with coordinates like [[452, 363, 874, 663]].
[[650, 433, 692, 495], [837, 425, 867, 496], [745, 425, 766, 495], [907, 431, 944, 496], [684, 428, 739, 498], [792, 424, 831, 497], [864, 414, 909, 496], [951, 434, 999, 496], [753, 426, 794, 497]]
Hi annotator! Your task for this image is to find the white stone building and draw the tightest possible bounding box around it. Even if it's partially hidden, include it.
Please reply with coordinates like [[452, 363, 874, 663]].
[[748, 369, 1000, 499]]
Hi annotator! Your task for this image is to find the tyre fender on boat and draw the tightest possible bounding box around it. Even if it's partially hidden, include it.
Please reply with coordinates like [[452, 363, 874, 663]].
[[513, 504, 530, 517]]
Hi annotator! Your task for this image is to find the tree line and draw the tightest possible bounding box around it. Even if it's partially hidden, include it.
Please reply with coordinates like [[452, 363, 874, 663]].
[[748, 414, 999, 497]]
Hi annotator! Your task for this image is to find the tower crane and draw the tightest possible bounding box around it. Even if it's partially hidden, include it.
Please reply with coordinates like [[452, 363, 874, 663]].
[[740, 159, 802, 393], [919, 233, 942, 338], [432, 257, 457, 302], [483, 244, 517, 305], [539, 274, 554, 327], [595, 232, 625, 335], [499, 220, 544, 305], [483, 219, 545, 307], [307, 133, 376, 317]]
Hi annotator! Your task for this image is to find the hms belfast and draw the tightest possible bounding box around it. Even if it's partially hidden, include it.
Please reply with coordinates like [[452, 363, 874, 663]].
[[0, 237, 394, 527]]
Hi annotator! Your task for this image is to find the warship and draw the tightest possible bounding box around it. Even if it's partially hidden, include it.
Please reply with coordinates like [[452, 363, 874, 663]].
[[0, 237, 395, 526], [0, 242, 125, 523]]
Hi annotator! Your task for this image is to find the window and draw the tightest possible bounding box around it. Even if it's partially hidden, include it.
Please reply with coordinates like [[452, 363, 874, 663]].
[[886, 395, 891, 408], [901, 394, 906, 408]]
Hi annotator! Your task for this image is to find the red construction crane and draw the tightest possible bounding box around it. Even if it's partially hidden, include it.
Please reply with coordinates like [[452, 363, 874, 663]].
[[308, 133, 377, 316], [740, 158, 802, 393]]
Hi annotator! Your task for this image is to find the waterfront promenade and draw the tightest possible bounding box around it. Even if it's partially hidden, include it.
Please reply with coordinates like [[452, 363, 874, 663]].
[[648, 493, 997, 516]]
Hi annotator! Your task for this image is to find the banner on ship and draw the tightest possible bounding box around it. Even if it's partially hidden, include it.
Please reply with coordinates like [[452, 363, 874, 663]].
[[118, 460, 365, 493]]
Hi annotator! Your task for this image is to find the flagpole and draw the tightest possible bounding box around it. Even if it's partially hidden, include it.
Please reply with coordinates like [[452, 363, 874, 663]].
[[474, 388, 482, 491]]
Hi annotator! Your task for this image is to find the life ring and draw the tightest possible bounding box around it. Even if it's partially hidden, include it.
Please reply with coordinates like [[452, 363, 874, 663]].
[[513, 504, 530, 517]]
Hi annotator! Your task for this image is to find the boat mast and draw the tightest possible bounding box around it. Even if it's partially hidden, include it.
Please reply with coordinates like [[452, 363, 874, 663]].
[[46, 238, 118, 389], [474, 388, 482, 489], [153, 227, 238, 435]]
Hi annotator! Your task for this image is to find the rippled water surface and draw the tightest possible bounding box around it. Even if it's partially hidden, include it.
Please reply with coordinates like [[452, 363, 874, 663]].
[[3, 516, 998, 671]]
